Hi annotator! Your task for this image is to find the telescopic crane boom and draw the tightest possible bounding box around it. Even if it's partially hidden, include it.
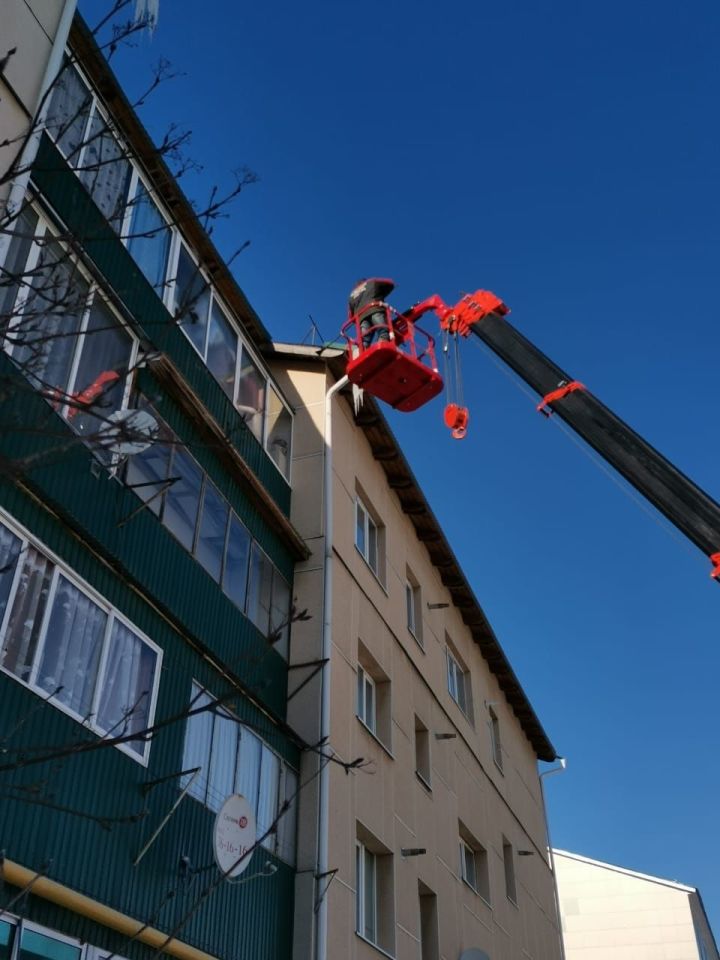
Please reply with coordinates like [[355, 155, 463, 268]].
[[343, 289, 720, 579]]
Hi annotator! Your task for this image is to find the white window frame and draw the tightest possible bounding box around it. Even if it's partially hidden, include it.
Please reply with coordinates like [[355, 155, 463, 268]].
[[0, 911, 132, 960], [446, 646, 470, 717], [1, 207, 139, 446], [503, 837, 517, 904], [355, 840, 378, 946], [356, 665, 376, 734], [459, 838, 478, 892], [0, 509, 162, 765], [355, 496, 379, 575], [405, 581, 416, 635]]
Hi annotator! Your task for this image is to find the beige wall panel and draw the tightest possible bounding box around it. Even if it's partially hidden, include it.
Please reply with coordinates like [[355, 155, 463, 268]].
[[3, 0, 56, 114], [288, 453, 324, 539]]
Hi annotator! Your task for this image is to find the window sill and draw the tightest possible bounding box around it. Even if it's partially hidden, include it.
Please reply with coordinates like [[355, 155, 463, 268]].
[[356, 716, 394, 759], [408, 628, 425, 652], [355, 932, 395, 960], [415, 771, 432, 792], [493, 758, 505, 776], [460, 877, 492, 909], [507, 895, 519, 908]]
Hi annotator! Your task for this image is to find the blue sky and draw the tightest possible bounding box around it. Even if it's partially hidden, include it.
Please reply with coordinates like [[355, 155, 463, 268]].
[[85, 0, 720, 930]]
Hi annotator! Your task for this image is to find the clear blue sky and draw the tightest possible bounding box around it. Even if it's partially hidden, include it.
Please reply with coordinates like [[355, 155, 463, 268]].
[[85, 0, 720, 931]]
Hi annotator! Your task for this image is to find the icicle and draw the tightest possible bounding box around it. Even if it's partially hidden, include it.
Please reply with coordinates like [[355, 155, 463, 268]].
[[134, 0, 159, 32], [352, 383, 364, 415]]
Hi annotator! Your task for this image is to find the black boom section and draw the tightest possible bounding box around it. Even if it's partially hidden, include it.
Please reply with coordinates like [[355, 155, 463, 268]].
[[470, 312, 720, 560]]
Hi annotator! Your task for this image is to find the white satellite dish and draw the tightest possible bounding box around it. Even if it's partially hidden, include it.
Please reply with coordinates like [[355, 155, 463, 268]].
[[97, 409, 159, 456]]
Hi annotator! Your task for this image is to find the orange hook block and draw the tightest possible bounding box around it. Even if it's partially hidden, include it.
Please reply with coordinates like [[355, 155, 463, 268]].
[[444, 403, 469, 440]]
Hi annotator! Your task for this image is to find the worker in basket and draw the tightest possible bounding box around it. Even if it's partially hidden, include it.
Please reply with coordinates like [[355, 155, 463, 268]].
[[348, 277, 396, 349]]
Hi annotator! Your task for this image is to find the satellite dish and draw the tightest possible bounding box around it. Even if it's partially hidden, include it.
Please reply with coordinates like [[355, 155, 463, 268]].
[[97, 409, 159, 456], [459, 951, 491, 960]]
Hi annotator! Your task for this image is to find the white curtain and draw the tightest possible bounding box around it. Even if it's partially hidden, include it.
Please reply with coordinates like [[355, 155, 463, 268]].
[[207, 709, 238, 812], [257, 745, 280, 851], [97, 620, 157, 753], [181, 684, 214, 803], [2, 547, 54, 682], [0, 524, 22, 625], [37, 575, 107, 717]]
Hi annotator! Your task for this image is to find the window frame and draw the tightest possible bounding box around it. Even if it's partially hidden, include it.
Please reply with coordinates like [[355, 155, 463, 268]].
[[405, 569, 423, 646], [459, 837, 478, 892], [0, 509, 162, 764], [503, 837, 517, 904], [355, 840, 379, 946], [414, 715, 431, 789], [355, 494, 383, 581], [356, 664, 377, 735], [181, 681, 298, 864], [489, 705, 503, 772], [446, 644, 471, 720]]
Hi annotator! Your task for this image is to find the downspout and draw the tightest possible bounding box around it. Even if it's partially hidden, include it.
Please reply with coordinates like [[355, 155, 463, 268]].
[[315, 373, 348, 960], [539, 759, 567, 960], [0, 0, 79, 261]]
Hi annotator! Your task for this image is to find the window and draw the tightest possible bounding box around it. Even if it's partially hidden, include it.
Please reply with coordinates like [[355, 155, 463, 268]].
[[503, 837, 517, 904], [124, 404, 292, 656], [266, 384, 292, 477], [355, 827, 394, 953], [355, 493, 384, 582], [446, 641, 472, 720], [181, 682, 298, 863], [357, 643, 391, 749], [459, 824, 490, 902], [0, 513, 161, 762], [418, 881, 439, 960], [414, 715, 431, 787], [357, 665, 376, 734], [405, 567, 422, 645], [1, 909, 132, 960], [126, 178, 171, 290], [489, 705, 503, 771], [1, 210, 136, 447]]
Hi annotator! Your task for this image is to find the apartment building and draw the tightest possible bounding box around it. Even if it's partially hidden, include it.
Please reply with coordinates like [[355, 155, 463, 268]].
[[0, 9, 303, 960], [554, 849, 719, 960], [273, 345, 563, 960]]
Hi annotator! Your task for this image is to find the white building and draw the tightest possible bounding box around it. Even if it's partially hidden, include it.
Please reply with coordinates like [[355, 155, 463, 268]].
[[554, 848, 719, 960]]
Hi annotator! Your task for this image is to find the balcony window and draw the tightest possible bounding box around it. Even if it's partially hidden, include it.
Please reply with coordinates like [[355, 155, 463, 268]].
[[126, 180, 171, 290], [162, 446, 203, 551], [206, 301, 238, 399], [223, 513, 252, 610], [46, 61, 93, 163], [173, 243, 211, 354], [77, 107, 131, 229], [266, 384, 292, 479], [0, 513, 160, 761], [237, 346, 266, 442], [195, 478, 229, 582]]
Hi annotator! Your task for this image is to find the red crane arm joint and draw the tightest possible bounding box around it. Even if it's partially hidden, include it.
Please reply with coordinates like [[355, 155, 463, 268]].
[[537, 380, 586, 415]]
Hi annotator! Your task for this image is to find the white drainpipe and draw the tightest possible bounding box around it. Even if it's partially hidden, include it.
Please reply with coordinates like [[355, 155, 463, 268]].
[[315, 372, 348, 960]]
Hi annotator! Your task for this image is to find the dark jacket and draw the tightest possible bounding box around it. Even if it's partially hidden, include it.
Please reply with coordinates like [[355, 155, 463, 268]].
[[348, 278, 396, 318]]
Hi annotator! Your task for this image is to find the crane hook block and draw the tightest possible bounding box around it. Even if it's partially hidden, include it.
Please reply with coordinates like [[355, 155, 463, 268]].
[[444, 403, 469, 440]]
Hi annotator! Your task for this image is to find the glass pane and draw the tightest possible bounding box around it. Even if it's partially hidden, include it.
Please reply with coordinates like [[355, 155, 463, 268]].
[[207, 301, 237, 398], [236, 726, 261, 813], [78, 110, 131, 228], [173, 245, 210, 355], [195, 480, 229, 582], [124, 410, 173, 515], [1, 546, 54, 682], [69, 294, 133, 438], [355, 502, 366, 555], [364, 848, 376, 941], [456, 671, 467, 714], [266, 385, 292, 479], [258, 744, 280, 851], [277, 767, 298, 864], [246, 543, 272, 637], [223, 514, 251, 610], [269, 571, 291, 659], [406, 584, 414, 632], [0, 524, 22, 627], [181, 684, 214, 803], [0, 207, 38, 322], [0, 920, 13, 960], [46, 61, 92, 163], [365, 678, 375, 732], [368, 518, 378, 573], [96, 619, 157, 754], [236, 347, 265, 441], [163, 447, 203, 551], [20, 929, 80, 960], [355, 847, 362, 934], [37, 575, 107, 717], [11, 240, 88, 395], [207, 709, 239, 813], [126, 181, 170, 290]]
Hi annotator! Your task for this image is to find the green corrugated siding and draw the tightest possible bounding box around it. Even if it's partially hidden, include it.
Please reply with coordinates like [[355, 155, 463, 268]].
[[0, 482, 299, 959], [0, 363, 291, 718], [31, 134, 291, 518]]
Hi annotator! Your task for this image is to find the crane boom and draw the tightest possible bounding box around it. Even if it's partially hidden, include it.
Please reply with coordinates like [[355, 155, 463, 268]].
[[466, 306, 720, 571]]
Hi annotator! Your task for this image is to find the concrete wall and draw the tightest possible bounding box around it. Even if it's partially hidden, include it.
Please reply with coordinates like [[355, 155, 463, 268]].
[[277, 356, 562, 960], [555, 850, 720, 960]]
